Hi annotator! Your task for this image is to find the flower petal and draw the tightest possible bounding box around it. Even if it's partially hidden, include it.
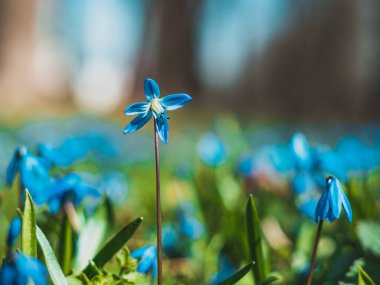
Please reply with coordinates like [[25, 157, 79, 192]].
[[7, 217, 22, 247], [341, 190, 353, 222], [144, 78, 160, 101], [160, 93, 192, 111], [328, 178, 343, 219], [155, 117, 169, 144], [124, 102, 150, 116], [124, 111, 152, 135]]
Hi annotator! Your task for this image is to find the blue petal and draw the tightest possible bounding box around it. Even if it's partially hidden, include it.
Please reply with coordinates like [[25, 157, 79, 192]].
[[131, 245, 152, 259], [16, 254, 47, 285], [38, 144, 72, 167], [0, 264, 16, 284], [7, 217, 22, 247], [327, 178, 342, 219], [160, 94, 192, 111], [341, 190, 353, 222], [123, 111, 152, 135], [315, 190, 329, 222], [144, 78, 160, 100], [151, 259, 158, 280], [124, 102, 150, 115], [155, 117, 169, 144]]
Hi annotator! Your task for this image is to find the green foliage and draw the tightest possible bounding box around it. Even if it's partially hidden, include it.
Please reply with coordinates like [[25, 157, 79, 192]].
[[82, 217, 143, 279], [59, 213, 74, 275], [37, 225, 68, 285], [22, 189, 37, 257], [218, 262, 255, 285], [358, 265, 375, 285], [246, 194, 267, 283], [357, 221, 380, 256], [75, 199, 111, 271]]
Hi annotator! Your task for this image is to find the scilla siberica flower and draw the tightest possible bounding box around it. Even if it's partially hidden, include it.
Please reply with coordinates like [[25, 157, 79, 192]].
[[0, 217, 48, 285], [6, 146, 50, 205], [131, 245, 158, 280], [123, 78, 192, 144], [315, 176, 353, 223]]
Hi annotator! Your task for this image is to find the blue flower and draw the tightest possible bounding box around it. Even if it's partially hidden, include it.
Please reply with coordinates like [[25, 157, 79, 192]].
[[197, 132, 227, 167], [131, 245, 157, 280], [162, 225, 178, 252], [210, 256, 235, 285], [47, 173, 100, 214], [177, 203, 205, 240], [0, 253, 48, 285], [289, 133, 313, 171], [6, 146, 51, 205], [6, 218, 22, 248], [123, 78, 192, 144], [298, 198, 319, 220], [315, 176, 353, 223]]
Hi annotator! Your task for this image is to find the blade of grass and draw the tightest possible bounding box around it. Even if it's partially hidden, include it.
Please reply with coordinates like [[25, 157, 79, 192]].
[[218, 262, 255, 285], [246, 195, 267, 283], [82, 216, 143, 279], [37, 226, 68, 285], [58, 213, 73, 275], [21, 189, 37, 257]]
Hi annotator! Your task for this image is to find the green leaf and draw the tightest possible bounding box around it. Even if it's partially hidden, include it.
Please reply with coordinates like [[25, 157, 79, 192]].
[[218, 262, 255, 285], [82, 217, 143, 279], [75, 199, 110, 271], [357, 221, 380, 256], [259, 272, 283, 285], [358, 265, 375, 285], [58, 213, 73, 275], [22, 190, 37, 257], [246, 194, 267, 283], [36, 226, 68, 285]]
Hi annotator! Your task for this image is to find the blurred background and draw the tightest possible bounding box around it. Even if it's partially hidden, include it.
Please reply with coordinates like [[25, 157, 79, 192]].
[[0, 1, 380, 284], [0, 0, 379, 121]]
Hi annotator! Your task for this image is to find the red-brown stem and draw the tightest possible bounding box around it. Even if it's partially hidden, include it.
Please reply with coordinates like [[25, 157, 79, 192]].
[[306, 220, 324, 285], [154, 121, 163, 285]]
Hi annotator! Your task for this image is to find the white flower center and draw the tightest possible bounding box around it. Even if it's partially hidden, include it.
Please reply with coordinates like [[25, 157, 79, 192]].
[[151, 98, 164, 115]]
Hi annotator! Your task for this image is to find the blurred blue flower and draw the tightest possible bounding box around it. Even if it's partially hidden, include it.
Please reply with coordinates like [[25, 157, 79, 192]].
[[315, 176, 352, 223], [47, 173, 100, 214], [292, 172, 316, 195], [124, 78, 192, 144], [289, 133, 313, 171], [0, 253, 48, 285], [97, 172, 128, 205], [314, 149, 348, 182], [237, 154, 255, 177], [37, 139, 88, 167], [177, 203, 205, 240], [197, 132, 227, 167], [6, 146, 51, 205], [298, 198, 319, 220], [6, 218, 22, 248], [210, 256, 235, 285], [162, 225, 178, 252], [131, 245, 158, 281]]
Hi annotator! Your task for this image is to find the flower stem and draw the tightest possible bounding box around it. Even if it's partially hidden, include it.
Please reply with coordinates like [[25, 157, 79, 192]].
[[306, 220, 324, 285], [154, 121, 163, 285]]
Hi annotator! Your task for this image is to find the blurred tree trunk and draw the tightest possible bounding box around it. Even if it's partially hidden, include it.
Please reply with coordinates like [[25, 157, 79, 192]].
[[156, 0, 201, 93]]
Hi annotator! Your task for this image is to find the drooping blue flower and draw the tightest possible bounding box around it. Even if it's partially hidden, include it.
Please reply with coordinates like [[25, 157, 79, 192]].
[[0, 253, 48, 285], [289, 133, 313, 171], [131, 245, 158, 281], [124, 78, 192, 144], [47, 173, 100, 214], [6, 218, 22, 248], [6, 146, 51, 205], [315, 176, 353, 223]]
